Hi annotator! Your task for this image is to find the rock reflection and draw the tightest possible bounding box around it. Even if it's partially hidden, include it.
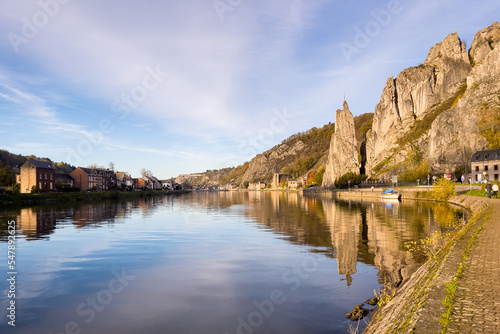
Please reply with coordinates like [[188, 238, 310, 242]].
[[4, 192, 462, 290]]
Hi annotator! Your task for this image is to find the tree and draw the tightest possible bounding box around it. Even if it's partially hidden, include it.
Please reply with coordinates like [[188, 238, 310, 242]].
[[334, 171, 367, 189], [280, 177, 287, 188], [108, 161, 115, 171], [141, 168, 153, 178], [0, 161, 13, 186], [315, 166, 325, 186], [431, 177, 456, 201]]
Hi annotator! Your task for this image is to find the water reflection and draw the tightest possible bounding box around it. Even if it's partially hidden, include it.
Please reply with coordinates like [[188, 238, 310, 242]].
[[0, 192, 463, 334], [182, 191, 461, 288]]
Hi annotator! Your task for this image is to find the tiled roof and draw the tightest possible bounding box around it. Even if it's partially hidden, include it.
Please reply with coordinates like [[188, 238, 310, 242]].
[[471, 149, 500, 162], [28, 159, 54, 169]]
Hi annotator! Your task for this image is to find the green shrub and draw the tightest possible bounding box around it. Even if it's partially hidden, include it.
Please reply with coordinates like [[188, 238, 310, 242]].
[[431, 177, 456, 201], [334, 171, 367, 189], [399, 161, 429, 182], [315, 166, 325, 186]]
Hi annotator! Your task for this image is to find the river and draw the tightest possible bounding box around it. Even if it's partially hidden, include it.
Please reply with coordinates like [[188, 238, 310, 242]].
[[0, 191, 464, 334]]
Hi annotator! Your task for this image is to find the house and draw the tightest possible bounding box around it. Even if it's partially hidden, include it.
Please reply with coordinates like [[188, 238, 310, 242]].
[[143, 175, 162, 190], [55, 173, 74, 188], [287, 179, 299, 189], [162, 180, 174, 190], [115, 172, 134, 190], [20, 159, 56, 193], [471, 149, 500, 182], [70, 167, 116, 191], [135, 178, 147, 189]]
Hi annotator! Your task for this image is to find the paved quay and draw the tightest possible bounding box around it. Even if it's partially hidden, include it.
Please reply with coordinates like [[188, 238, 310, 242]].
[[447, 198, 500, 333], [364, 195, 498, 334]]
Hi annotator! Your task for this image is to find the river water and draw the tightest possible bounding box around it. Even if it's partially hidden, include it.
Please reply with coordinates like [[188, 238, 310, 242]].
[[0, 191, 463, 334]]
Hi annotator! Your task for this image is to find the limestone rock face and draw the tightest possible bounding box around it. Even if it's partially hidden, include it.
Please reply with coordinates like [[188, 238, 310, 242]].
[[470, 21, 500, 65], [322, 101, 359, 187], [427, 37, 500, 171], [366, 32, 471, 176]]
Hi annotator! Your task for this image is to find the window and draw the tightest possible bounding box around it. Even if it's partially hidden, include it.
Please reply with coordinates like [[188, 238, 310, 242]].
[[476, 166, 479, 171], [495, 165, 499, 171], [485, 165, 489, 171], [476, 156, 479, 161], [495, 174, 499, 180], [39, 182, 42, 188], [39, 174, 42, 179], [485, 154, 489, 160], [50, 174, 53, 180], [45, 173, 47, 180]]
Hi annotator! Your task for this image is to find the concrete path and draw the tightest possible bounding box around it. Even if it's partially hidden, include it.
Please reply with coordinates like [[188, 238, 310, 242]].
[[447, 199, 500, 333]]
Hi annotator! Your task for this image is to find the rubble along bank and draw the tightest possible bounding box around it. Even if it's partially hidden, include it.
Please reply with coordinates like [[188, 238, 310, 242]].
[[363, 195, 493, 333]]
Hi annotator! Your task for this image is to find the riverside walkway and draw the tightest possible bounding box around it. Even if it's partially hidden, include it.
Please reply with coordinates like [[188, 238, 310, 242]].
[[447, 198, 500, 333], [364, 195, 499, 333]]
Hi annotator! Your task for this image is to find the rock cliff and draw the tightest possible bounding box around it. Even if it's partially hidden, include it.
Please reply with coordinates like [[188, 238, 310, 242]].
[[179, 23, 500, 185], [322, 101, 360, 187], [365, 23, 500, 178]]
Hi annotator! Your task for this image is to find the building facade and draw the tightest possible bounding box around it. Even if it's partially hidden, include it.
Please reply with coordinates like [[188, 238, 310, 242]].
[[471, 149, 500, 182], [70, 167, 116, 191], [20, 159, 56, 193], [287, 179, 299, 189]]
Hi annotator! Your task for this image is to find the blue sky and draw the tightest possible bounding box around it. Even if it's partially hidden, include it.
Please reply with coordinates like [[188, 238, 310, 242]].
[[0, 0, 499, 179]]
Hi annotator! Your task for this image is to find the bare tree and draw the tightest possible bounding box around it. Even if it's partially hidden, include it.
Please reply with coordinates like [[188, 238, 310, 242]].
[[141, 168, 153, 178], [109, 161, 115, 171]]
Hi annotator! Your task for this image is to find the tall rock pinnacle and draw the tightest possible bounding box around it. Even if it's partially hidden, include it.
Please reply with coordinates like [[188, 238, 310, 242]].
[[322, 101, 359, 187]]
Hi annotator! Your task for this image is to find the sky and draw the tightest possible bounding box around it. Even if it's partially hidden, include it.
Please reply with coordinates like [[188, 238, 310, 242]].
[[0, 0, 499, 179]]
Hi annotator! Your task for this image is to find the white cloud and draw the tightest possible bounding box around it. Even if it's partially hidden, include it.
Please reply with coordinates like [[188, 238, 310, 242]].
[[1, 0, 499, 176]]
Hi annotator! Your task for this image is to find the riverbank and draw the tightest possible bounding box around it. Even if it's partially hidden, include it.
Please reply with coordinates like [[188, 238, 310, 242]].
[[302, 185, 481, 201], [0, 189, 191, 207], [363, 195, 496, 333]]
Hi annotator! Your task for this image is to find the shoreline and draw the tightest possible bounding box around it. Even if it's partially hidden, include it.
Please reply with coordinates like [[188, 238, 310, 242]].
[[0, 189, 191, 208], [363, 195, 494, 333]]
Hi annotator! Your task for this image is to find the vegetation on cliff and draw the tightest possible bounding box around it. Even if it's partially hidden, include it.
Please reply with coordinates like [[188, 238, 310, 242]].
[[479, 101, 500, 149], [210, 113, 373, 187]]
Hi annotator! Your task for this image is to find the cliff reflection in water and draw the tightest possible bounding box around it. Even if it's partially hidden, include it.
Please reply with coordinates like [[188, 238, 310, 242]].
[[186, 191, 461, 288], [8, 191, 460, 289]]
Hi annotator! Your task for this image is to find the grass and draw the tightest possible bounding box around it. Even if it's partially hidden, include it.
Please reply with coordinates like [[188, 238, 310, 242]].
[[463, 189, 487, 197]]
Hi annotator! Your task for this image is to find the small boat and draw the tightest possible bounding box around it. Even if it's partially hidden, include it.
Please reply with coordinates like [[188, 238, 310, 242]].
[[381, 189, 402, 200]]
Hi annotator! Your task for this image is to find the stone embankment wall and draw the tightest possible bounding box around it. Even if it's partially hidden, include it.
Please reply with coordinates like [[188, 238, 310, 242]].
[[363, 195, 492, 333]]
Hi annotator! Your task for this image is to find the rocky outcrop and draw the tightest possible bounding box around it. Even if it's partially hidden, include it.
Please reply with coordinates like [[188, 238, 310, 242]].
[[365, 24, 500, 177], [426, 26, 500, 171], [322, 101, 359, 187], [469, 21, 500, 66], [240, 140, 308, 184]]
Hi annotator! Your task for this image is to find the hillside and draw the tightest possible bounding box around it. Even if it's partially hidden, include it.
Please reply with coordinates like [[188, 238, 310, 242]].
[[179, 114, 373, 187], [0, 150, 76, 186]]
